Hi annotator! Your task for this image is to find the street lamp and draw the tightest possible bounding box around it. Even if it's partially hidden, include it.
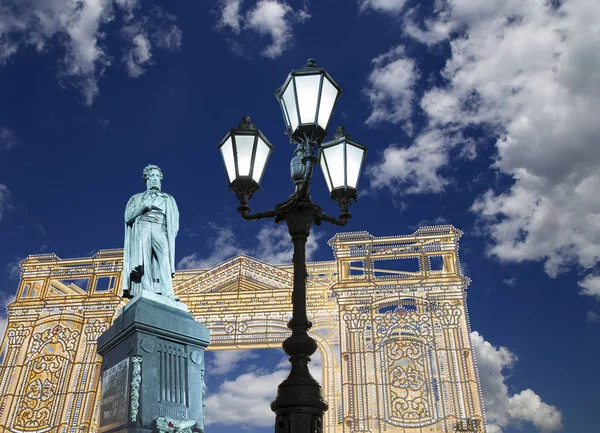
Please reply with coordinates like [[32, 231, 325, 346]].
[[320, 126, 367, 220], [217, 115, 275, 209], [218, 59, 367, 433]]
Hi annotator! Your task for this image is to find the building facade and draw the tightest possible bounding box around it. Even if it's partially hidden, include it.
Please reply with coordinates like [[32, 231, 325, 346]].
[[0, 226, 486, 433]]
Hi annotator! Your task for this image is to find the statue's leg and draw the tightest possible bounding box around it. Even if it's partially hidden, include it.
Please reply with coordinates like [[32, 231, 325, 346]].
[[152, 223, 178, 300], [138, 220, 154, 294]]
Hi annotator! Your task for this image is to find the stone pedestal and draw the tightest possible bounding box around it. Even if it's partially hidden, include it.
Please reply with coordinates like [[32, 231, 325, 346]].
[[97, 291, 210, 433]]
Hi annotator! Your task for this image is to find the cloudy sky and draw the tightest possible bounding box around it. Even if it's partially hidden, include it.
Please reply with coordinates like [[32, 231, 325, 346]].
[[0, 0, 598, 432]]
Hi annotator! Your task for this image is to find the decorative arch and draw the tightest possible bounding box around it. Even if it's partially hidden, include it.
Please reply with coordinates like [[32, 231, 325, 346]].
[[0, 226, 486, 433]]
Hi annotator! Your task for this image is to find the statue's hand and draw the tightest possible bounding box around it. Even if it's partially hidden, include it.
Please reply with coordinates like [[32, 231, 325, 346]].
[[131, 265, 144, 283]]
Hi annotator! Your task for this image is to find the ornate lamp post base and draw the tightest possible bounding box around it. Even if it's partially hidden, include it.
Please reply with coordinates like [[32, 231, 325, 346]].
[[272, 354, 328, 433], [274, 409, 327, 433]]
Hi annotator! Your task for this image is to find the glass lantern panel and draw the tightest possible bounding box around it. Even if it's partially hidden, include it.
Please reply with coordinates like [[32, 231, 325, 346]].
[[282, 82, 299, 132], [220, 136, 236, 183], [252, 138, 271, 183], [346, 143, 365, 189], [281, 99, 291, 127], [317, 77, 338, 130], [320, 158, 334, 192], [235, 134, 255, 177], [323, 143, 345, 189], [294, 74, 321, 125]]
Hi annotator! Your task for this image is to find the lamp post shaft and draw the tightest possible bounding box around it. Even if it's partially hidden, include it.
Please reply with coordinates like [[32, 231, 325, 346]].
[[271, 204, 327, 433], [291, 231, 308, 325]]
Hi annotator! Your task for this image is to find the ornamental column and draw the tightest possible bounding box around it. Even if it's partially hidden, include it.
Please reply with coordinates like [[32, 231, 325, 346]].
[[0, 324, 31, 426], [340, 306, 371, 433]]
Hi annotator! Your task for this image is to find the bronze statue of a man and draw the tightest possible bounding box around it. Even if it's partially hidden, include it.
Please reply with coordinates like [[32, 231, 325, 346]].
[[122, 164, 180, 301]]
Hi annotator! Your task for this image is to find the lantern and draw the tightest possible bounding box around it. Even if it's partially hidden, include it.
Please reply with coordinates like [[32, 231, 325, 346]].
[[275, 59, 342, 142]]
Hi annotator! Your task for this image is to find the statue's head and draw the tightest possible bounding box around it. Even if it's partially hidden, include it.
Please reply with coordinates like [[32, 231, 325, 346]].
[[143, 164, 163, 191]]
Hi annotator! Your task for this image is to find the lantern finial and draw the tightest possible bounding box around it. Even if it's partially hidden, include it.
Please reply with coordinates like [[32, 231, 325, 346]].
[[333, 126, 350, 140], [238, 116, 256, 130], [304, 58, 318, 69]]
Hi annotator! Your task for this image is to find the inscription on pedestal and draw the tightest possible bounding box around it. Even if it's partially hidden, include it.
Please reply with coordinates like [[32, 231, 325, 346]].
[[99, 358, 130, 432], [158, 406, 189, 420]]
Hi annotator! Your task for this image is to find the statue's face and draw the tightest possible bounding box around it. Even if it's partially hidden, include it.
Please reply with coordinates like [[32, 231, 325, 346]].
[[146, 169, 162, 191]]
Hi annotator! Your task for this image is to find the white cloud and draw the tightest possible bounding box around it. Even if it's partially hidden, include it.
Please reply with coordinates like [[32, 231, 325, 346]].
[[178, 225, 246, 270], [502, 278, 516, 286], [121, 6, 182, 78], [366, 128, 468, 194], [246, 0, 308, 58], [587, 310, 600, 323], [0, 184, 11, 222], [206, 348, 322, 427], [206, 366, 286, 426], [407, 216, 449, 231], [5, 259, 21, 280], [122, 32, 152, 77], [254, 224, 322, 264], [147, 6, 182, 52], [0, 1, 182, 105], [152, 23, 182, 51], [216, 0, 244, 34], [507, 389, 563, 433], [0, 128, 18, 152], [114, 0, 139, 21], [578, 274, 600, 300], [359, 0, 408, 14], [364, 0, 600, 283], [207, 349, 260, 375], [449, 0, 600, 279], [401, 6, 455, 45], [34, 223, 46, 236], [178, 223, 322, 270], [471, 331, 515, 429], [471, 331, 562, 433], [215, 0, 310, 58], [364, 46, 419, 129], [45, 0, 112, 105]]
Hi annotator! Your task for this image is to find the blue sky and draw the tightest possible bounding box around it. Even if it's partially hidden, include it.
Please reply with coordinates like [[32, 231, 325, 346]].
[[0, 0, 598, 432]]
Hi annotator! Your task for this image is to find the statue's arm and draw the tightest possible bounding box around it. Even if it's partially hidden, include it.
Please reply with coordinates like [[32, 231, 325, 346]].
[[168, 195, 179, 278], [125, 193, 148, 226], [171, 196, 180, 235]]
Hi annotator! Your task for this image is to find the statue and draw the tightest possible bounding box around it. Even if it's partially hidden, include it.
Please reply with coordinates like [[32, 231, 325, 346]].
[[122, 164, 180, 301]]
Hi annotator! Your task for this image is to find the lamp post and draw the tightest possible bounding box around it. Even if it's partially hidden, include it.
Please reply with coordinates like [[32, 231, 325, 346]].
[[218, 59, 367, 433]]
